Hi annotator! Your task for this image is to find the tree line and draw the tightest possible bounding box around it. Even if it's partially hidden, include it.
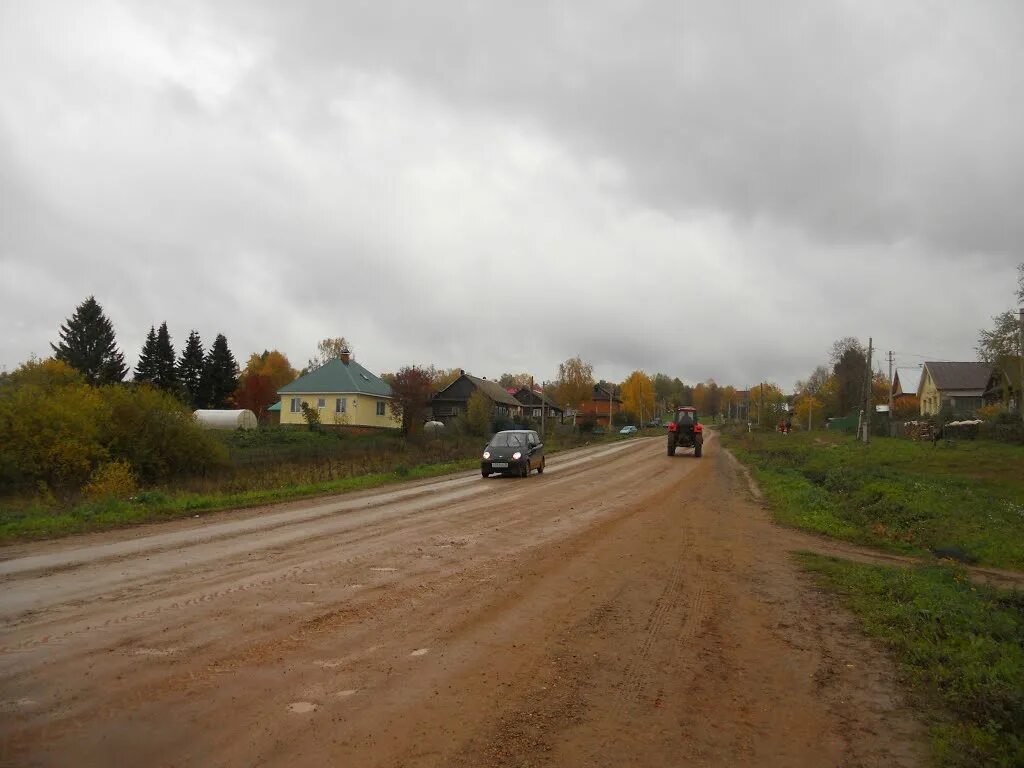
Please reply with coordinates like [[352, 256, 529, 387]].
[[50, 296, 240, 410]]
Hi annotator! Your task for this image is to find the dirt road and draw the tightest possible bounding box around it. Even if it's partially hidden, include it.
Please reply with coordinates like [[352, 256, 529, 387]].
[[0, 434, 927, 767]]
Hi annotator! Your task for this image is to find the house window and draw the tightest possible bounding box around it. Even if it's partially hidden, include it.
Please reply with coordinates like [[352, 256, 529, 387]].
[[376, 401, 386, 416], [336, 398, 346, 413], [532, 408, 541, 418], [290, 397, 301, 413], [317, 397, 326, 409]]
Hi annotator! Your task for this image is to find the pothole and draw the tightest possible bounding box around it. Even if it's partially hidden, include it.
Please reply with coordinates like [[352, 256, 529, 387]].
[[287, 701, 318, 714], [335, 689, 358, 699], [410, 648, 430, 657]]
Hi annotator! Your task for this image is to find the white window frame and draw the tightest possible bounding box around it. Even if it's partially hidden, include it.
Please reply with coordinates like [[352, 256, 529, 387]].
[[336, 397, 346, 413], [290, 397, 301, 413], [376, 401, 386, 416], [317, 397, 326, 409]]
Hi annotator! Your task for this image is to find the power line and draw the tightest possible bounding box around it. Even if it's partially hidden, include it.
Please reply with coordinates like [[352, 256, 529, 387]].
[[890, 352, 959, 362]]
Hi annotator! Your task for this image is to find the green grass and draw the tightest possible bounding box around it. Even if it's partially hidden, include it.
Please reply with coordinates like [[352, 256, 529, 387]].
[[721, 431, 1024, 570], [0, 458, 477, 543], [797, 553, 1024, 767]]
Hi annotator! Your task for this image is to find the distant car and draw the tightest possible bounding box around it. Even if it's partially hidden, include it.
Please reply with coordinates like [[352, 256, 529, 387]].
[[619, 425, 638, 435], [481, 430, 545, 478], [646, 418, 661, 428]]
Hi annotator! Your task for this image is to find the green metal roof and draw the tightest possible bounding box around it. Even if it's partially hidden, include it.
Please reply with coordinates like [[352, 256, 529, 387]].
[[267, 401, 281, 411], [278, 358, 393, 397]]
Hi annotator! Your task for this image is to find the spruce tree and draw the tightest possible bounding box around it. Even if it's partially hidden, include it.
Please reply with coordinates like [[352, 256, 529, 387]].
[[51, 296, 128, 385], [135, 326, 159, 384], [201, 333, 238, 409], [153, 322, 178, 393], [177, 330, 205, 408]]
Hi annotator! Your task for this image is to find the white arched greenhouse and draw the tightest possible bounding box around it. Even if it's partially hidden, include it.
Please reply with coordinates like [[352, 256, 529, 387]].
[[193, 409, 258, 430]]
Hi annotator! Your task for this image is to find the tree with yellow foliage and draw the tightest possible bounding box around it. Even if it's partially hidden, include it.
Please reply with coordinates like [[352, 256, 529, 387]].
[[620, 370, 655, 424], [748, 382, 786, 428], [242, 350, 298, 391], [792, 394, 822, 430]]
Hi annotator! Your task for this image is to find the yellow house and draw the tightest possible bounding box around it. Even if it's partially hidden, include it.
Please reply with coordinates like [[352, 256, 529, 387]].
[[277, 349, 401, 430], [917, 361, 992, 417]]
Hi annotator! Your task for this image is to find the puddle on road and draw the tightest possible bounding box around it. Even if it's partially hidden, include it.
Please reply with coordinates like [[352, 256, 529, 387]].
[[370, 567, 397, 572], [314, 659, 344, 668], [335, 689, 358, 699], [287, 701, 319, 714], [409, 648, 430, 657]]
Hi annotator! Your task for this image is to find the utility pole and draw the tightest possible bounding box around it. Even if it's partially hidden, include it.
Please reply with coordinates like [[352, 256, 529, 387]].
[[540, 380, 546, 439], [863, 337, 873, 444], [609, 384, 614, 430], [759, 382, 764, 428], [1019, 309, 1024, 425], [888, 351, 894, 416]]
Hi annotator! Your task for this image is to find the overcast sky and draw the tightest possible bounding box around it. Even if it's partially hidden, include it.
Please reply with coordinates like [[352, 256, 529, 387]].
[[2, 1, 1022, 389]]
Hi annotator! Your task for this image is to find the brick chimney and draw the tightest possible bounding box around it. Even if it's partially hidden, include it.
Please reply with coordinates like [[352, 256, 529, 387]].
[[340, 347, 351, 364]]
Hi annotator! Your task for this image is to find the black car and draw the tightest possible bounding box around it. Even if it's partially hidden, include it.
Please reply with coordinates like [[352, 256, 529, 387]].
[[481, 430, 545, 478]]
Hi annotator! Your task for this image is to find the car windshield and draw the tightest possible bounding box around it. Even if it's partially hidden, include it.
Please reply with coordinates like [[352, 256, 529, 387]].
[[677, 410, 696, 424], [489, 432, 524, 447]]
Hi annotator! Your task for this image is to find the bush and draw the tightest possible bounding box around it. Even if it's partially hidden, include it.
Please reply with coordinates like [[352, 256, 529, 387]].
[[100, 384, 228, 484], [82, 460, 137, 501], [0, 369, 111, 492], [466, 391, 491, 435]]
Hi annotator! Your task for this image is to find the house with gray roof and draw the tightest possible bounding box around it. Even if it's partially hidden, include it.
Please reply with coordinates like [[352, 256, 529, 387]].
[[917, 361, 992, 417], [513, 386, 564, 423], [430, 371, 524, 424], [277, 349, 400, 429]]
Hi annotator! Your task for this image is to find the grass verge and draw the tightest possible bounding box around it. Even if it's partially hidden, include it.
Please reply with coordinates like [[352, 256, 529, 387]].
[[721, 431, 1024, 570], [797, 553, 1024, 767], [0, 458, 477, 543]]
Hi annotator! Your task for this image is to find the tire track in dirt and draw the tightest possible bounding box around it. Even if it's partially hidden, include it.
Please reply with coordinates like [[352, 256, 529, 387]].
[[0, 440, 662, 654], [0, 438, 691, 764]]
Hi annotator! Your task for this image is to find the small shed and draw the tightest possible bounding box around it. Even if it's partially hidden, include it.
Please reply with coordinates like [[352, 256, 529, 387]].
[[194, 409, 258, 430]]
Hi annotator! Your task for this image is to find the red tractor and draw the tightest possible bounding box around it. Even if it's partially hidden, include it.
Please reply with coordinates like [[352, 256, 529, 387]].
[[667, 406, 703, 457]]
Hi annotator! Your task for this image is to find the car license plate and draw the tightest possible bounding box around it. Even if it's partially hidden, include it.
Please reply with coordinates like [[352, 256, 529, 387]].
[[491, 462, 508, 468]]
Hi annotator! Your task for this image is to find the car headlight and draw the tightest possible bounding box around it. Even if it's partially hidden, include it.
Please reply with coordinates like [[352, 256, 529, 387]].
[[482, 451, 491, 459], [512, 451, 522, 460]]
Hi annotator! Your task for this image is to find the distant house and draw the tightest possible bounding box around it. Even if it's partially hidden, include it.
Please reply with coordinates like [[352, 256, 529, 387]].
[[578, 384, 622, 427], [513, 386, 564, 422], [890, 367, 923, 415], [983, 356, 1022, 411], [276, 349, 400, 430], [891, 367, 922, 405], [430, 372, 524, 423], [917, 361, 992, 416]]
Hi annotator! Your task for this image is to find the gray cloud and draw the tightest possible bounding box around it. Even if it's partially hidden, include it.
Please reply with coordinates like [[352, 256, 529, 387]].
[[1, 1, 1021, 391]]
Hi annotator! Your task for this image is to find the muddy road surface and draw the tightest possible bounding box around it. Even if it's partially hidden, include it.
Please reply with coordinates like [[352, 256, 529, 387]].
[[0, 434, 926, 767]]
